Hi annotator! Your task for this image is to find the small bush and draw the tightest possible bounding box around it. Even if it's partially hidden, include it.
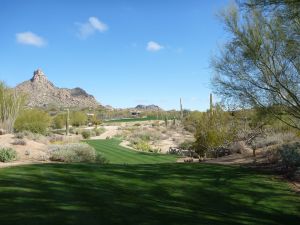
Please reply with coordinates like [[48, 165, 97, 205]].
[[278, 142, 300, 172], [69, 127, 75, 134], [0, 147, 17, 162], [131, 140, 152, 152], [90, 130, 96, 137], [251, 132, 297, 150], [179, 140, 194, 150], [14, 132, 25, 139], [152, 121, 160, 127], [49, 143, 106, 163], [22, 131, 49, 144], [48, 134, 64, 143], [11, 139, 26, 146], [265, 146, 281, 164], [229, 141, 252, 154], [94, 127, 105, 136], [81, 131, 91, 139]]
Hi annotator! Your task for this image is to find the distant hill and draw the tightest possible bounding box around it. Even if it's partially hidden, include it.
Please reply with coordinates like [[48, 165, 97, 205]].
[[135, 104, 162, 111], [16, 69, 101, 109]]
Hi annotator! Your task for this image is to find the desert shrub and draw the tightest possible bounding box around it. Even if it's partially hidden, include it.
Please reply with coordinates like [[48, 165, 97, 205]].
[[52, 113, 66, 129], [252, 136, 279, 150], [89, 130, 96, 137], [94, 127, 105, 136], [14, 109, 51, 134], [179, 140, 194, 150], [81, 130, 91, 139], [14, 132, 25, 139], [0, 82, 25, 133], [161, 129, 167, 134], [11, 139, 26, 145], [251, 132, 297, 150], [131, 140, 152, 152], [183, 111, 203, 133], [278, 142, 300, 172], [265, 146, 281, 164], [21, 130, 49, 144], [149, 147, 162, 153], [95, 129, 100, 136], [0, 147, 17, 162], [194, 105, 237, 157], [71, 111, 87, 127], [229, 141, 252, 154], [49, 143, 107, 163], [68, 127, 74, 134], [152, 121, 160, 127], [48, 134, 64, 143], [131, 129, 161, 142]]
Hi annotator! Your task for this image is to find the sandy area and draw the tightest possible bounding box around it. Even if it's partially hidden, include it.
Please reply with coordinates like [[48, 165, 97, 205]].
[[0, 134, 49, 168]]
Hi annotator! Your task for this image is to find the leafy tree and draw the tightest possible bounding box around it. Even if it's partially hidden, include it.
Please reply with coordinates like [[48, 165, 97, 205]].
[[90, 114, 101, 128], [14, 109, 51, 134], [212, 1, 300, 129], [0, 81, 25, 133], [71, 111, 87, 127], [244, 0, 300, 21], [52, 113, 66, 129], [194, 105, 237, 157]]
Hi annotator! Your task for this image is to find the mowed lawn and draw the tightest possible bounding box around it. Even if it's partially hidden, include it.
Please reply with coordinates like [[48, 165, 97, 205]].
[[85, 139, 178, 164], [0, 163, 299, 225]]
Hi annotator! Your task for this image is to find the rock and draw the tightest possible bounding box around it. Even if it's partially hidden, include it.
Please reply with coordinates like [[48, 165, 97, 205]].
[[15, 69, 101, 109]]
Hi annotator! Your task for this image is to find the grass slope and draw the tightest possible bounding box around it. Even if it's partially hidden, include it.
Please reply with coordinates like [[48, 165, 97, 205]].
[[85, 139, 177, 164], [0, 163, 299, 225]]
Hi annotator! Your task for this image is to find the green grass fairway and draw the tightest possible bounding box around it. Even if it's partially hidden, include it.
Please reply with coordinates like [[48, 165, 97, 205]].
[[85, 139, 178, 164], [0, 163, 299, 225]]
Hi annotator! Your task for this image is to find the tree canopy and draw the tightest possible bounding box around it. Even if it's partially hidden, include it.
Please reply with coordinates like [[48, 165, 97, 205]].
[[212, 0, 300, 129]]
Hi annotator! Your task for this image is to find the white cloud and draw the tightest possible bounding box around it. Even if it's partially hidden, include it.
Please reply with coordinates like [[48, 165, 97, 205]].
[[76, 17, 108, 39], [146, 41, 164, 52], [16, 32, 46, 47], [89, 17, 108, 32]]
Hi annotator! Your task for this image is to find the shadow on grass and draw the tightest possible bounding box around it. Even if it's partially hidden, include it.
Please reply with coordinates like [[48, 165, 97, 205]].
[[0, 163, 299, 225]]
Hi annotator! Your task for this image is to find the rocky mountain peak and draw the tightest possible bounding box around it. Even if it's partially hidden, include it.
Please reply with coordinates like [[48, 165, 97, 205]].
[[135, 104, 162, 111], [16, 69, 101, 109], [31, 69, 48, 83]]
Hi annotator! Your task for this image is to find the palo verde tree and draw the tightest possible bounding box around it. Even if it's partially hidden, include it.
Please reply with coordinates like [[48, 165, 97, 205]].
[[14, 109, 51, 134], [0, 82, 25, 133], [194, 105, 237, 157], [212, 1, 300, 129]]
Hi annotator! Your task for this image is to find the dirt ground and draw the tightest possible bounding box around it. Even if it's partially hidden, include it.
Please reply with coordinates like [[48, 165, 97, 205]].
[[0, 134, 49, 168]]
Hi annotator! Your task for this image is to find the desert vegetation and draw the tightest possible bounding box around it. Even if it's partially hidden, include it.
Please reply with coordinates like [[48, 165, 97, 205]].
[[0, 82, 25, 133]]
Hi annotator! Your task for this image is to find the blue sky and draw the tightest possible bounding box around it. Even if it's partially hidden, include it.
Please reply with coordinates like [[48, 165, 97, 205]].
[[0, 0, 229, 110]]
